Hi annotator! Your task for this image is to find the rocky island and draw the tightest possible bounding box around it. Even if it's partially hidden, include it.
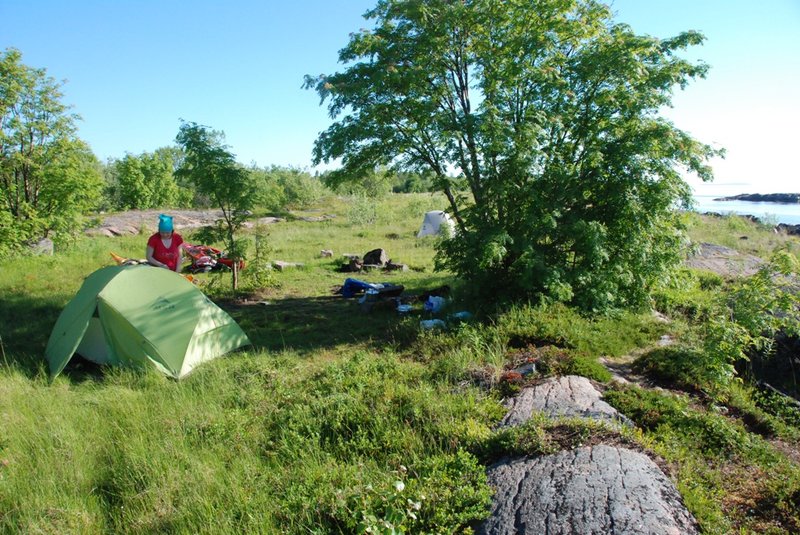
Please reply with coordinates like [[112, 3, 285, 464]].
[[714, 193, 800, 203]]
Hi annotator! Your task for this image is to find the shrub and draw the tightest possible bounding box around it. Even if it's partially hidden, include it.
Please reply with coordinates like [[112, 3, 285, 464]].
[[347, 194, 379, 226], [603, 384, 754, 458], [698, 252, 800, 393]]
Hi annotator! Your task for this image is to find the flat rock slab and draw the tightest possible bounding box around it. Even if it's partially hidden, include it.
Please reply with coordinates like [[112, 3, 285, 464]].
[[500, 375, 629, 427], [478, 445, 698, 535], [85, 210, 285, 236], [272, 261, 304, 271], [684, 242, 763, 278]]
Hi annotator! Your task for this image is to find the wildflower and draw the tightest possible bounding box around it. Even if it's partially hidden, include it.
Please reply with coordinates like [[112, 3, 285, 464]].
[[394, 480, 405, 492]]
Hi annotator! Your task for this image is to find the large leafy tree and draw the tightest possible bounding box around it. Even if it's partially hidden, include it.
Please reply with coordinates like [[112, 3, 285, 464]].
[[175, 121, 254, 291], [0, 48, 102, 254], [306, 0, 720, 311]]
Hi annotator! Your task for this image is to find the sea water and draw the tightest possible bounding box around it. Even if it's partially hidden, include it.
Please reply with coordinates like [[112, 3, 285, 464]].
[[690, 195, 800, 225]]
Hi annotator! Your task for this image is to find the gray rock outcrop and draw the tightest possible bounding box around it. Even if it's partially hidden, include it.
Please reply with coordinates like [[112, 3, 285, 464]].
[[500, 375, 631, 428], [478, 445, 699, 535], [28, 237, 54, 256], [684, 242, 763, 278], [479, 375, 698, 533]]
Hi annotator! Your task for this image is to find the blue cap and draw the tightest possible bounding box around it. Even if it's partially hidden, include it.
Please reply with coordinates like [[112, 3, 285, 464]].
[[158, 214, 174, 233]]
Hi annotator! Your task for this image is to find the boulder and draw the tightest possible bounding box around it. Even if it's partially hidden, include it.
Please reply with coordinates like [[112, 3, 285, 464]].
[[478, 445, 698, 535], [363, 248, 389, 266]]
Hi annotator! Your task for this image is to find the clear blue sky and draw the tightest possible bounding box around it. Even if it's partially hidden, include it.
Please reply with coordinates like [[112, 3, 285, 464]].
[[2, 0, 798, 195]]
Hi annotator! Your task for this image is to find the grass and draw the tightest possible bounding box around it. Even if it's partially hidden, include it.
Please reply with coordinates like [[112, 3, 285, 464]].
[[1, 196, 800, 533], [604, 382, 800, 533], [683, 211, 800, 257]]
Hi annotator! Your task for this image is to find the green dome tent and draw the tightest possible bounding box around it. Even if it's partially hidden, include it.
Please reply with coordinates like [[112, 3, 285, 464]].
[[45, 265, 250, 379]]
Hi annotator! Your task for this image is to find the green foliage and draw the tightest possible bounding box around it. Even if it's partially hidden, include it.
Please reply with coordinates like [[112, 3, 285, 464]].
[[605, 384, 756, 458], [641, 253, 800, 397], [250, 165, 328, 212], [651, 268, 721, 320], [245, 352, 497, 532], [506, 343, 612, 384], [683, 212, 800, 258], [330, 451, 491, 533], [0, 209, 27, 259], [633, 346, 704, 391], [307, 0, 718, 312], [346, 193, 379, 226], [0, 49, 103, 255], [480, 417, 556, 461], [277, 168, 327, 209], [495, 302, 668, 359], [720, 383, 800, 441], [753, 386, 800, 431], [391, 170, 435, 194], [248, 166, 285, 212], [239, 223, 277, 291], [604, 382, 800, 533], [175, 121, 255, 292], [698, 252, 800, 391], [107, 148, 188, 210], [321, 167, 394, 199]]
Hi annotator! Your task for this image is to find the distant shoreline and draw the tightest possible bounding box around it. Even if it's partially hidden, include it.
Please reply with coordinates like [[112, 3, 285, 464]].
[[713, 193, 800, 204]]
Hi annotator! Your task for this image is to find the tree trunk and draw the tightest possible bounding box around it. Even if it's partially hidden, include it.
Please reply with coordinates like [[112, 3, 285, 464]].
[[232, 261, 239, 294]]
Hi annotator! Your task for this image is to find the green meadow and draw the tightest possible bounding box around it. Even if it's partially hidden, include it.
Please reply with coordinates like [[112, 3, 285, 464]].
[[1, 194, 800, 534]]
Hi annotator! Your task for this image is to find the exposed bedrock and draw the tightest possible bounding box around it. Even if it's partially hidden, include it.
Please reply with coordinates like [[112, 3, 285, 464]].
[[478, 445, 699, 535], [500, 375, 632, 428]]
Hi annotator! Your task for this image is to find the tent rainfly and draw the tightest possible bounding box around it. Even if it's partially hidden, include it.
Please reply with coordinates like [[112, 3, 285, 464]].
[[417, 210, 454, 238], [45, 265, 250, 379]]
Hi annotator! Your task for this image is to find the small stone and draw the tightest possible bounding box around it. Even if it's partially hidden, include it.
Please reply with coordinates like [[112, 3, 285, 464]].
[[272, 261, 304, 271]]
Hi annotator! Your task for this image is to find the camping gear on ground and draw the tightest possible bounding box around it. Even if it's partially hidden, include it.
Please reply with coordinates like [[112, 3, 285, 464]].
[[110, 251, 146, 266], [45, 265, 250, 379], [420, 319, 447, 330], [183, 243, 245, 273], [340, 277, 404, 299], [423, 295, 447, 313], [417, 210, 454, 238], [359, 288, 380, 304]]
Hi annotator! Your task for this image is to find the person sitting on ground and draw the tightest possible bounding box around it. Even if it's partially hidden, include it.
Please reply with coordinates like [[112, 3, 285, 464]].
[[146, 214, 184, 272]]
